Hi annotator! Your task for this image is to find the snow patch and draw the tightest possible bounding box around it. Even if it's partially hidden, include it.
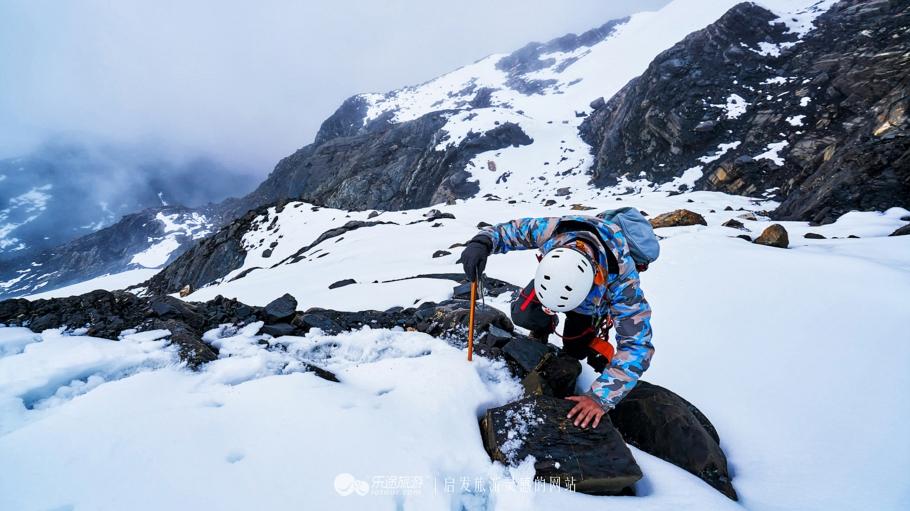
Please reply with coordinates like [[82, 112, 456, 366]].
[[754, 140, 789, 165]]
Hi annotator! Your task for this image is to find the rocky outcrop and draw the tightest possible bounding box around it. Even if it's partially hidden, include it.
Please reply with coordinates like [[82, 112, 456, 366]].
[[889, 224, 910, 237], [753, 224, 789, 248], [580, 0, 909, 223], [650, 209, 707, 228], [222, 113, 532, 217], [482, 396, 642, 495], [143, 205, 263, 296], [609, 381, 737, 500]]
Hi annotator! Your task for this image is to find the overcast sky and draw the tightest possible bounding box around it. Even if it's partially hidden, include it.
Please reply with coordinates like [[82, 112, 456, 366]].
[[0, 0, 669, 174]]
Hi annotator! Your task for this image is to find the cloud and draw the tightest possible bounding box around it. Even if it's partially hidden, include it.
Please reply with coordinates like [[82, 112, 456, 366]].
[[0, 0, 669, 173]]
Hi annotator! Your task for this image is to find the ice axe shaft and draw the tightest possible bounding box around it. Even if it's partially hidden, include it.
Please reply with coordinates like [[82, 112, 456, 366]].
[[467, 279, 477, 362]]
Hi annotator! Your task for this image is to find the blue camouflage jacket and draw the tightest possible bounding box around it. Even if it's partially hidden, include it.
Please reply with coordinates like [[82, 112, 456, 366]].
[[478, 215, 654, 410]]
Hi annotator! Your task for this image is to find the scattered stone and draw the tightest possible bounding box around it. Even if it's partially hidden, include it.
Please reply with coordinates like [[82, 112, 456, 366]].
[[262, 248, 273, 258], [481, 396, 642, 495], [502, 338, 551, 373], [367, 210, 380, 219], [432, 250, 451, 258], [753, 224, 789, 248], [639, 210, 648, 217], [589, 97, 605, 110], [736, 234, 752, 241], [260, 322, 296, 337], [302, 362, 339, 382], [292, 312, 342, 334], [555, 187, 571, 197], [650, 209, 707, 228], [570, 204, 596, 211], [737, 212, 758, 221], [263, 293, 298, 322], [889, 224, 910, 236], [848, 234, 860, 239], [804, 232, 826, 239], [328, 279, 357, 290], [721, 219, 747, 230], [423, 209, 456, 222], [179, 285, 192, 298], [544, 199, 557, 207], [724, 206, 734, 211], [476, 221, 492, 228], [610, 381, 737, 500]]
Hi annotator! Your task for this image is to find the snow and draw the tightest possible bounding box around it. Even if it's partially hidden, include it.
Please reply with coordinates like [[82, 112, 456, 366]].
[[754, 140, 789, 166], [786, 114, 805, 126], [800, 96, 812, 107], [698, 141, 742, 164], [712, 94, 749, 120], [130, 236, 182, 268], [23, 268, 159, 300]]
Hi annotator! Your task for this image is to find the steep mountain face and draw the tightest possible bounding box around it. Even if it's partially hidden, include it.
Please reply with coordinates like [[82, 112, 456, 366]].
[[0, 140, 257, 262], [0, 206, 211, 298], [581, 0, 909, 224], [224, 113, 532, 216]]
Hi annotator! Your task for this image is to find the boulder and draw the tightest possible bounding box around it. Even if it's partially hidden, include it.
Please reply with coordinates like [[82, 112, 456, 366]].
[[804, 232, 826, 239], [753, 224, 789, 248], [328, 279, 357, 289], [650, 209, 707, 228], [721, 219, 747, 230], [890, 224, 910, 236], [502, 338, 552, 373], [144, 318, 217, 369], [263, 293, 298, 322], [260, 322, 296, 337], [609, 381, 737, 500], [482, 396, 642, 495], [521, 353, 582, 398]]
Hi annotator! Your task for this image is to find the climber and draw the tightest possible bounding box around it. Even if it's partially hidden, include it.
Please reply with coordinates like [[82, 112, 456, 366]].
[[457, 211, 656, 429]]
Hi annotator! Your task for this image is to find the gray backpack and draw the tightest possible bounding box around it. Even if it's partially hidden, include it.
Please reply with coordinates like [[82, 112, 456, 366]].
[[597, 207, 660, 270]]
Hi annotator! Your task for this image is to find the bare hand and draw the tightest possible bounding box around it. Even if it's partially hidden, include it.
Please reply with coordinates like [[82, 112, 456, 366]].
[[565, 395, 606, 429]]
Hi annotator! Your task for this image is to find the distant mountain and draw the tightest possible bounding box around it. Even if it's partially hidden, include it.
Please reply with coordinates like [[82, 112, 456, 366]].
[[0, 139, 258, 262]]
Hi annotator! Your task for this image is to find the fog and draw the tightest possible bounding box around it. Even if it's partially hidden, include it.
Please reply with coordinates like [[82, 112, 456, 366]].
[[0, 0, 668, 174]]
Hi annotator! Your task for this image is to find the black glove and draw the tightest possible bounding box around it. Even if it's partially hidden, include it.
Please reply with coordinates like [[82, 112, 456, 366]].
[[457, 235, 492, 281]]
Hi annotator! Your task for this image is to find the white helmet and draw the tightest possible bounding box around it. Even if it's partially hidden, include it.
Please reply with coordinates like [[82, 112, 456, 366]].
[[534, 247, 595, 312]]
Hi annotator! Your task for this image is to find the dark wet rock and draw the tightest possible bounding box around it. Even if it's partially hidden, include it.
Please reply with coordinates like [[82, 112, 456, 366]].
[[303, 362, 339, 382], [753, 224, 789, 248], [890, 224, 910, 237], [482, 396, 642, 495], [502, 338, 552, 373], [804, 232, 826, 239], [145, 318, 217, 369], [477, 324, 514, 349], [521, 353, 582, 398], [650, 209, 707, 228], [721, 219, 747, 230], [432, 250, 451, 258], [292, 312, 343, 334], [328, 279, 357, 289], [260, 322, 296, 337], [610, 381, 737, 500], [736, 234, 752, 241], [263, 293, 298, 323]]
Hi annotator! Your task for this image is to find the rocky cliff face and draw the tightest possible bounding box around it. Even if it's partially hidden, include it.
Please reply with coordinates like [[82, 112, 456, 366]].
[[0, 206, 211, 298], [581, 0, 909, 224], [225, 112, 532, 216]]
